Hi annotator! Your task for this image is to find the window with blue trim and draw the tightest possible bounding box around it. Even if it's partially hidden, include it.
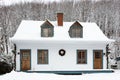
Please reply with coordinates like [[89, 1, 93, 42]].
[[77, 50, 87, 64], [38, 50, 48, 64]]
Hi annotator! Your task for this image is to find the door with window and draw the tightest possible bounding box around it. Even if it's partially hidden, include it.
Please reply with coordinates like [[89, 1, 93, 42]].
[[21, 50, 31, 71], [93, 50, 103, 69]]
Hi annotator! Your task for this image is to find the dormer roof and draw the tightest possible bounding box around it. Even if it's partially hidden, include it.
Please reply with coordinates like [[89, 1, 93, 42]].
[[41, 19, 54, 28], [70, 21, 82, 27]]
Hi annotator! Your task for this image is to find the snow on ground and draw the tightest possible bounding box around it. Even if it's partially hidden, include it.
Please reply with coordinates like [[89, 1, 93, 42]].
[[0, 70, 120, 80]]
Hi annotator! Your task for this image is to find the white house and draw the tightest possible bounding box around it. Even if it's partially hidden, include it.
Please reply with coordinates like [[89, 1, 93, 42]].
[[10, 13, 114, 74]]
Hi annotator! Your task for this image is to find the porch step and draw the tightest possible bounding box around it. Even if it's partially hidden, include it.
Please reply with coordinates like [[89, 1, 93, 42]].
[[21, 70, 114, 75]]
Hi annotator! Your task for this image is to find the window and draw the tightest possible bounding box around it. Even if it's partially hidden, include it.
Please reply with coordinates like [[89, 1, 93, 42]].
[[38, 50, 48, 64], [77, 50, 87, 64], [71, 27, 81, 37], [69, 21, 83, 38], [95, 52, 101, 58], [41, 20, 54, 37], [42, 28, 53, 37], [94, 50, 103, 59]]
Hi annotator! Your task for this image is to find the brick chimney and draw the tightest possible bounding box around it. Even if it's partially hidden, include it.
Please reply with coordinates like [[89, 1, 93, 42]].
[[57, 13, 63, 26]]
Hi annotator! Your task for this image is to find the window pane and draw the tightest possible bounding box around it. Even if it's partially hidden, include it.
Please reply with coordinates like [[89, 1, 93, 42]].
[[44, 51, 48, 64], [71, 28, 76, 37], [95, 52, 101, 58], [48, 28, 52, 36], [77, 50, 87, 64], [38, 50, 48, 64], [76, 28, 80, 37], [41, 27, 53, 37], [22, 51, 30, 60], [43, 28, 49, 37]]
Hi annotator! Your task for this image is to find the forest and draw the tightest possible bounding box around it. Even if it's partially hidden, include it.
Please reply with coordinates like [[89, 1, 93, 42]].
[[0, 0, 120, 66]]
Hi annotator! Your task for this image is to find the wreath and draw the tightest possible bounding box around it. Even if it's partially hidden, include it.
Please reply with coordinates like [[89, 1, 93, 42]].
[[59, 49, 66, 56]]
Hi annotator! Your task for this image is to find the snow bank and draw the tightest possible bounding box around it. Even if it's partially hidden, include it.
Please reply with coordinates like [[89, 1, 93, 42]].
[[0, 70, 120, 80]]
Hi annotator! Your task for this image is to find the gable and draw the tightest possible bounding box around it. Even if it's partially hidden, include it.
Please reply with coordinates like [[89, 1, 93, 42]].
[[41, 20, 54, 28], [71, 21, 82, 28]]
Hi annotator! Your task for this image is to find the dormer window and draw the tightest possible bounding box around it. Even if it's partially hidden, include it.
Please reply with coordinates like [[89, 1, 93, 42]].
[[69, 21, 83, 38], [42, 27, 53, 37], [41, 20, 54, 37]]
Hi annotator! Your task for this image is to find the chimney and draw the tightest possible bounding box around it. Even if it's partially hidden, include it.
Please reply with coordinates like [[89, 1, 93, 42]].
[[57, 13, 63, 26]]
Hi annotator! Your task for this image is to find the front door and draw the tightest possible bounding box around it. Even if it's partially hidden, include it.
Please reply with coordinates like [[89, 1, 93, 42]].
[[93, 50, 103, 69], [21, 50, 31, 71]]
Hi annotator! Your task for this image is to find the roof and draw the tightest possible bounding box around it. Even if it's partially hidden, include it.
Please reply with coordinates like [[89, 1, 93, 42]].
[[10, 20, 114, 44]]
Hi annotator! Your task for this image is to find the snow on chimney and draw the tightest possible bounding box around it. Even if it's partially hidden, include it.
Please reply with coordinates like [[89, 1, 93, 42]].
[[57, 13, 63, 26]]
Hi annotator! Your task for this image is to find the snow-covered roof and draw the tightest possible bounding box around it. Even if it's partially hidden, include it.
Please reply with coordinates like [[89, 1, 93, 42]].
[[10, 20, 114, 44]]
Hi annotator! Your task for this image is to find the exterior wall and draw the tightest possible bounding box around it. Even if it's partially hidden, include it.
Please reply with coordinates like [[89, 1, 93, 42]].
[[15, 42, 106, 71]]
